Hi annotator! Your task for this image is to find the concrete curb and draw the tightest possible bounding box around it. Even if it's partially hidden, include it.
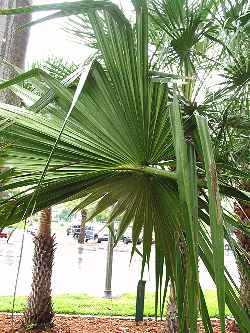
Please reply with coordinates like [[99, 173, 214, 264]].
[[0, 312, 161, 321], [1, 313, 235, 322]]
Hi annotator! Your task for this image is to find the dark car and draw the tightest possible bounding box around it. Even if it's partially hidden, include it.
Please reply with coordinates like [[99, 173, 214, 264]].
[[95, 229, 109, 243], [122, 231, 142, 245], [66, 225, 77, 236]]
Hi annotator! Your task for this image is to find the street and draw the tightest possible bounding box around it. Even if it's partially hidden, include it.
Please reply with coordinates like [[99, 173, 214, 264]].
[[0, 230, 239, 297]]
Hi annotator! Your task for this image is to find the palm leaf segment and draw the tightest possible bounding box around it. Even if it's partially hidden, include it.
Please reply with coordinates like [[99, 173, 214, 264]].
[[203, 20, 250, 175], [0, 1, 250, 332], [149, 0, 219, 75]]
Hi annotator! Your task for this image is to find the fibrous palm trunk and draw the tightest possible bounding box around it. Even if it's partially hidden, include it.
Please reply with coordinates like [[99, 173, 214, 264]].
[[78, 209, 87, 244], [24, 207, 56, 329], [166, 283, 178, 333], [234, 184, 250, 315], [165, 236, 190, 333]]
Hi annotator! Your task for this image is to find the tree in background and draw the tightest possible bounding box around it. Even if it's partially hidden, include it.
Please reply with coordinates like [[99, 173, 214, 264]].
[[0, 0, 31, 105], [78, 208, 87, 244], [0, 0, 31, 197]]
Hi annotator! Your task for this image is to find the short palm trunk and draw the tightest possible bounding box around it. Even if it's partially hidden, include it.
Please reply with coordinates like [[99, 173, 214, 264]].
[[165, 285, 178, 333], [24, 234, 56, 329], [235, 228, 250, 315], [166, 299, 178, 333], [234, 199, 250, 316]]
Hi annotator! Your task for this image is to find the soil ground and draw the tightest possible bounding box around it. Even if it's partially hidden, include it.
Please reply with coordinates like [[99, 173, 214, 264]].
[[0, 314, 240, 333]]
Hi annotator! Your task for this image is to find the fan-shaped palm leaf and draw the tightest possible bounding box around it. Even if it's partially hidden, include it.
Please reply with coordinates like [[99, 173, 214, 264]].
[[0, 1, 250, 332]]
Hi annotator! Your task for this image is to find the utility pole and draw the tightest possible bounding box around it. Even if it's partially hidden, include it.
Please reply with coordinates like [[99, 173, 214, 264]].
[[104, 221, 114, 298]]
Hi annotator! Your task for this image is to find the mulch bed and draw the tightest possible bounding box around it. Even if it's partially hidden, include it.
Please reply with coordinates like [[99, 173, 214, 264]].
[[0, 314, 240, 333]]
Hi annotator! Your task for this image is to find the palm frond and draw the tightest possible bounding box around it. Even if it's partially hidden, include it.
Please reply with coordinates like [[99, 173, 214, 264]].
[[0, 1, 250, 331]]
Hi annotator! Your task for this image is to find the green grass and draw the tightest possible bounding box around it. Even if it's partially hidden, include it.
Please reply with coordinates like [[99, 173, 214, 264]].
[[0, 291, 231, 317]]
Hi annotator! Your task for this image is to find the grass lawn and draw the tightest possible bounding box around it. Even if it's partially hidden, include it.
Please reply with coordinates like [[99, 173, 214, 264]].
[[0, 291, 231, 317]]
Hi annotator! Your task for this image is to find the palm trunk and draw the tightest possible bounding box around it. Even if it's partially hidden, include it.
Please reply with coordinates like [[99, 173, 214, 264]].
[[234, 184, 250, 315], [165, 287, 190, 333], [238, 258, 250, 315], [164, 239, 190, 333], [165, 283, 178, 333], [78, 209, 87, 244], [24, 207, 56, 329], [0, 0, 31, 105]]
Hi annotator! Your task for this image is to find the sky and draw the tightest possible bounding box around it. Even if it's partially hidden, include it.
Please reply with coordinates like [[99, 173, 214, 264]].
[[25, 1, 217, 104], [26, 0, 133, 66], [26, 0, 88, 66]]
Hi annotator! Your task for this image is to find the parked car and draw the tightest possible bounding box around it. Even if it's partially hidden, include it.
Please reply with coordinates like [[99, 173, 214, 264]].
[[71, 225, 81, 238], [0, 229, 8, 238], [66, 225, 76, 236], [66, 224, 82, 237], [85, 226, 97, 242], [0, 227, 14, 239], [70, 225, 97, 242], [122, 230, 142, 245], [95, 229, 109, 243]]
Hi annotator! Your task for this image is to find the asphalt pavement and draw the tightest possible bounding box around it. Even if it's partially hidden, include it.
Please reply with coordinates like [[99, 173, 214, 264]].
[[0, 230, 239, 297]]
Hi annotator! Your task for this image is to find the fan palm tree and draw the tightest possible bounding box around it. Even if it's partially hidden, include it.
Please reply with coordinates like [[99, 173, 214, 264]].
[[148, 0, 241, 328], [207, 43, 250, 319], [1, 57, 78, 329], [22, 58, 79, 329], [0, 1, 250, 332], [201, 5, 250, 316], [149, 0, 250, 325]]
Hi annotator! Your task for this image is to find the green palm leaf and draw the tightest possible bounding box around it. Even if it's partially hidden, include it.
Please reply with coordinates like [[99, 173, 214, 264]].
[[0, 1, 250, 332]]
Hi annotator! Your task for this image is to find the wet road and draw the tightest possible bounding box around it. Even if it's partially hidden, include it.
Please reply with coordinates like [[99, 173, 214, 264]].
[[0, 231, 238, 296]]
